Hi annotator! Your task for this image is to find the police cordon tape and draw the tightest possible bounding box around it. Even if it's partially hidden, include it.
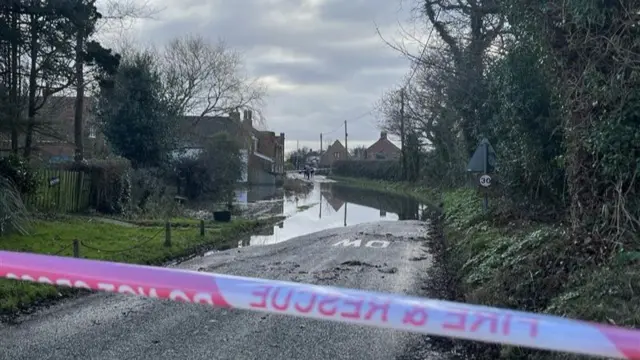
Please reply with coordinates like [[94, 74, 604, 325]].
[[1, 250, 639, 359]]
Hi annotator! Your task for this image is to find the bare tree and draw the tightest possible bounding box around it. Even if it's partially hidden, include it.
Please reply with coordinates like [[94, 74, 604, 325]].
[[377, 0, 506, 153], [159, 34, 266, 125]]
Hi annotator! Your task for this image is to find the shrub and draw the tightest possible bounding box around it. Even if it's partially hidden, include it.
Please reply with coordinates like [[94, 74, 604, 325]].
[[0, 176, 31, 236], [128, 167, 173, 213], [0, 154, 37, 195], [172, 132, 243, 203], [62, 158, 132, 215], [332, 160, 402, 181]]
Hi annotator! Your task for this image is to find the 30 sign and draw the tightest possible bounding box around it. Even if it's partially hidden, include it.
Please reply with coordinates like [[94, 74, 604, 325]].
[[479, 175, 491, 187]]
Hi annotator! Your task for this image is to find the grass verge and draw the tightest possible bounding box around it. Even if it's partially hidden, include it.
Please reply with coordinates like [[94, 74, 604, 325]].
[[0, 216, 273, 317], [332, 177, 640, 360], [328, 176, 439, 203], [127, 217, 221, 228], [441, 188, 640, 359]]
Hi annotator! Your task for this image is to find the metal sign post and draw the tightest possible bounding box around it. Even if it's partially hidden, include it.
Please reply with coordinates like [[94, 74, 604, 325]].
[[466, 138, 497, 214], [482, 142, 488, 212]]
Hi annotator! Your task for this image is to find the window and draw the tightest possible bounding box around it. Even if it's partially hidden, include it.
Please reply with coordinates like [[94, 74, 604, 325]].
[[88, 125, 96, 139], [253, 137, 258, 152], [333, 152, 340, 159]]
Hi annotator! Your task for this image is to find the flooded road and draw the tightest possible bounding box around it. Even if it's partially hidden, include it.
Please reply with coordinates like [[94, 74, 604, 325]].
[[236, 177, 430, 247], [0, 177, 449, 360]]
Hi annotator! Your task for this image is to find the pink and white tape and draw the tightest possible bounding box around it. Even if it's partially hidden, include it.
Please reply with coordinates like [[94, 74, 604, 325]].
[[1, 250, 638, 359]]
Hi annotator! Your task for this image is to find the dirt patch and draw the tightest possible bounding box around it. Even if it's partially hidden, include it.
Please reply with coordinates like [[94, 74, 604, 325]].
[[313, 269, 341, 282], [340, 260, 377, 267], [418, 212, 500, 359], [395, 211, 485, 360], [378, 267, 398, 274], [409, 256, 428, 261]]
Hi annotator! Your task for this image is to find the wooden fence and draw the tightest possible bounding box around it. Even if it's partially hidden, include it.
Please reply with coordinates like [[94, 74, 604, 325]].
[[23, 169, 91, 213]]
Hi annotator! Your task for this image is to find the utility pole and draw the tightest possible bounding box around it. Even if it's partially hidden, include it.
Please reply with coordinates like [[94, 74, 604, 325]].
[[400, 88, 407, 181], [296, 140, 300, 169], [344, 120, 348, 159], [320, 133, 323, 154]]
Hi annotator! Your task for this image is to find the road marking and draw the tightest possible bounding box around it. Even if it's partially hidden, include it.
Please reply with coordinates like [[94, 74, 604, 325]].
[[332, 239, 390, 249], [365, 240, 389, 249], [333, 239, 362, 247]]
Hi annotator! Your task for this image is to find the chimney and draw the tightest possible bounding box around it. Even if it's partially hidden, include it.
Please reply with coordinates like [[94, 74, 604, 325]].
[[380, 131, 387, 139], [242, 109, 252, 128]]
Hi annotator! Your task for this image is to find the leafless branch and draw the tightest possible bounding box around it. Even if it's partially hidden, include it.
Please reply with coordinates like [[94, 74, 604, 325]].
[[158, 34, 266, 126]]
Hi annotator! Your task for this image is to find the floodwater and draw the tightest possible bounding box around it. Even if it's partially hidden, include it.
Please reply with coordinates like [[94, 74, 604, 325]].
[[234, 176, 431, 247]]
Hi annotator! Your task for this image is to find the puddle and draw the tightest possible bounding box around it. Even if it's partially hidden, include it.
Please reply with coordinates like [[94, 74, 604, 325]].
[[233, 176, 432, 247]]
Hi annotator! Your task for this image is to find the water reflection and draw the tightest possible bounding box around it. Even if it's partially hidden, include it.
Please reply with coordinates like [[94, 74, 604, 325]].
[[238, 179, 430, 247], [235, 186, 284, 217]]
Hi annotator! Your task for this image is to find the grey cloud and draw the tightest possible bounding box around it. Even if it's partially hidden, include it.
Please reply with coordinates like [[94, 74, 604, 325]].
[[255, 62, 343, 85], [318, 0, 406, 23], [136, 0, 412, 143]]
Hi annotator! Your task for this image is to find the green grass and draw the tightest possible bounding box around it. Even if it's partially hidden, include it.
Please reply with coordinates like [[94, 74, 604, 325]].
[[0, 217, 268, 314], [129, 217, 212, 228], [332, 177, 640, 359], [441, 188, 640, 360], [328, 176, 440, 203]]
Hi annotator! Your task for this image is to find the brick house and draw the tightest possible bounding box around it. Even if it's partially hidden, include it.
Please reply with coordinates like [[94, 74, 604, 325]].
[[0, 96, 108, 162], [364, 131, 401, 160], [319, 140, 347, 167], [178, 109, 285, 185]]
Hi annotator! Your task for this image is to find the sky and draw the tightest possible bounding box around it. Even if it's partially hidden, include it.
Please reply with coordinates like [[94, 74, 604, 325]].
[[100, 0, 423, 154]]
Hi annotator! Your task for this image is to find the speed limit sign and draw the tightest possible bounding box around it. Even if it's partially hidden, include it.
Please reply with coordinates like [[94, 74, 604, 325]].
[[479, 174, 491, 187]]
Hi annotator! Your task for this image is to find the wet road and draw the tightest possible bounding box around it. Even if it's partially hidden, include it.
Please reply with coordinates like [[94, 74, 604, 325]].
[[0, 221, 445, 360], [238, 176, 431, 246]]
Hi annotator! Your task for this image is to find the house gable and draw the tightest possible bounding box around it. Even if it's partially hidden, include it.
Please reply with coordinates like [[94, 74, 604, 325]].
[[365, 131, 401, 160], [319, 139, 347, 166]]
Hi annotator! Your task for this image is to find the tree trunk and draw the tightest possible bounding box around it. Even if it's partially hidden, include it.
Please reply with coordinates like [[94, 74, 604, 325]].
[[74, 25, 84, 163], [10, 0, 19, 153], [24, 6, 39, 158]]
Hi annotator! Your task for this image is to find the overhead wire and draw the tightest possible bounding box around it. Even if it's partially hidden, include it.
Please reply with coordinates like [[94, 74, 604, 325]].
[[317, 11, 442, 150], [404, 8, 441, 88], [322, 10, 442, 138]]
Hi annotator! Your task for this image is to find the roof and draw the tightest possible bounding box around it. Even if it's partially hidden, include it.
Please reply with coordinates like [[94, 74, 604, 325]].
[[366, 137, 400, 154], [177, 115, 249, 147], [254, 152, 274, 162], [326, 140, 345, 152]]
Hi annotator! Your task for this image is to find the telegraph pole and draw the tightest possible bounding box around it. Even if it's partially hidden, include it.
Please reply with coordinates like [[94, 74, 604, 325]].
[[296, 140, 300, 169], [344, 120, 348, 158], [400, 88, 407, 181]]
